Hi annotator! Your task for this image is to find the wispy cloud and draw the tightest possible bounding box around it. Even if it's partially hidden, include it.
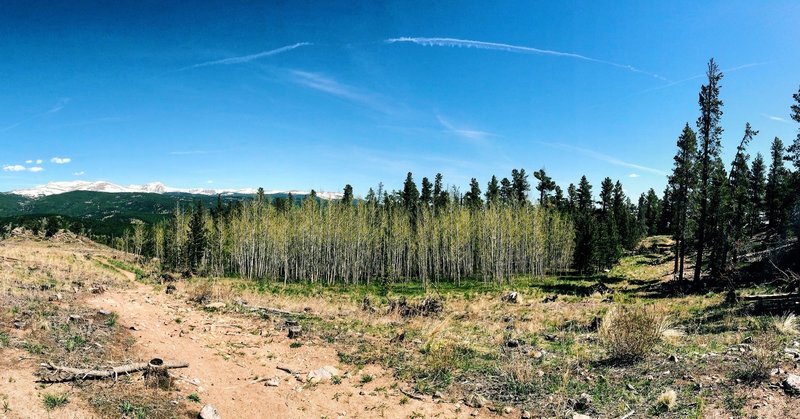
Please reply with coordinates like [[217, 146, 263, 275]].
[[183, 43, 311, 70], [50, 157, 71, 164], [0, 99, 70, 132], [763, 113, 789, 123], [3, 165, 43, 173], [636, 62, 767, 95], [540, 142, 667, 176], [629, 173, 640, 178], [290, 70, 394, 114], [436, 115, 496, 142], [386, 37, 666, 80], [73, 171, 85, 176]]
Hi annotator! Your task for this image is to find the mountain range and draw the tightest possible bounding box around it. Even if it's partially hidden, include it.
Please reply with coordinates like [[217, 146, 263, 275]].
[[8, 180, 343, 200]]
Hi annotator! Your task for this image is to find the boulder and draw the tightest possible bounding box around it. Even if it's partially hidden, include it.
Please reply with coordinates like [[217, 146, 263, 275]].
[[306, 366, 340, 383], [783, 374, 800, 395], [198, 404, 221, 419]]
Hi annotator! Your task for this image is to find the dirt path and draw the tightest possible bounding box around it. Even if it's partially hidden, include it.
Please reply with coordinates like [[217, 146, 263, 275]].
[[87, 275, 480, 418]]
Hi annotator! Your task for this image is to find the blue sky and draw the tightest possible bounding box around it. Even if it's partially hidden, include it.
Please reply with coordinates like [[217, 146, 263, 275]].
[[1, 1, 798, 198]]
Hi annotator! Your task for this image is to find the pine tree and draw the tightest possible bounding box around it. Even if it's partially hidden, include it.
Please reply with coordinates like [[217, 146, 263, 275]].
[[707, 157, 731, 278], [693, 59, 724, 283], [420, 177, 433, 207], [573, 176, 596, 272], [188, 200, 206, 272], [433, 173, 448, 212], [485, 175, 500, 206], [401, 172, 420, 212], [728, 123, 757, 264], [748, 153, 766, 233], [766, 137, 788, 234], [500, 177, 513, 205], [668, 124, 697, 281], [511, 169, 530, 206], [787, 86, 800, 169], [464, 178, 483, 210], [342, 184, 354, 205], [534, 169, 556, 206]]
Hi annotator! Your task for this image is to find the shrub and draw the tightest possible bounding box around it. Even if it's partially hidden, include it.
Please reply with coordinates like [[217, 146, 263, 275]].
[[731, 336, 780, 383], [42, 392, 69, 411], [598, 305, 665, 362], [654, 388, 677, 413]]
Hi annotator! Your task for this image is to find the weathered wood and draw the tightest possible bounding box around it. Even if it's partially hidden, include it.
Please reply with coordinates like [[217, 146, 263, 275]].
[[38, 359, 188, 383], [399, 387, 425, 401]]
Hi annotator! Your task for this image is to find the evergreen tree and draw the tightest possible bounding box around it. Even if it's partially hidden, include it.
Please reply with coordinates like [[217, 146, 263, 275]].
[[668, 124, 697, 281], [707, 157, 731, 278], [433, 173, 448, 211], [553, 185, 566, 211], [787, 86, 800, 169], [485, 175, 500, 206], [748, 153, 766, 233], [499, 177, 514, 205], [464, 178, 483, 210], [342, 184, 354, 205], [728, 123, 757, 264], [188, 200, 206, 271], [766, 137, 788, 234], [567, 183, 578, 212], [401, 172, 420, 212], [533, 169, 556, 206], [511, 169, 530, 205], [573, 176, 596, 272], [420, 177, 433, 207], [693, 59, 724, 283]]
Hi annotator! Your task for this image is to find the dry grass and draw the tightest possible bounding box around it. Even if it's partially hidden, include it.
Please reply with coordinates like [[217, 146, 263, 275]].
[[773, 313, 798, 335], [598, 304, 665, 362], [655, 388, 677, 412]]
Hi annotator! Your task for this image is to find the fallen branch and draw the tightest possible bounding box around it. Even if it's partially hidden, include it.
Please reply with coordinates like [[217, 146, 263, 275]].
[[399, 388, 425, 401], [249, 306, 310, 319], [38, 359, 188, 383]]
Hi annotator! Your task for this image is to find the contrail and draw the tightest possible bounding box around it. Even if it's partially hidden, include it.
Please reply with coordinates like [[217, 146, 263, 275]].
[[183, 42, 311, 70], [386, 37, 667, 81]]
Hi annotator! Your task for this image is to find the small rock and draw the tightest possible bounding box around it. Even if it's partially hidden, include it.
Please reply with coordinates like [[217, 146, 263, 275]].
[[97, 310, 112, 316], [505, 339, 520, 348], [265, 378, 280, 387], [783, 374, 800, 395], [288, 325, 302, 339], [626, 383, 636, 391], [520, 411, 532, 419], [68, 314, 82, 321], [574, 392, 592, 411], [542, 294, 558, 303], [12, 320, 25, 329], [502, 292, 519, 304], [503, 406, 513, 414], [465, 393, 488, 408], [204, 302, 226, 310], [668, 354, 679, 363], [433, 391, 444, 400], [198, 404, 221, 419], [573, 414, 593, 419], [544, 334, 558, 342], [306, 366, 340, 383], [165, 284, 177, 294]]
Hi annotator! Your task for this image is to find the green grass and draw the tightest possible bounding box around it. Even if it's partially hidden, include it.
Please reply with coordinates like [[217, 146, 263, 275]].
[[42, 392, 69, 411], [65, 335, 86, 352], [187, 393, 201, 403]]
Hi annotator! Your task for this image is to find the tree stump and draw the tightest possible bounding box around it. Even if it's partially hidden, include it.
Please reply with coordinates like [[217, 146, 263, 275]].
[[285, 320, 302, 339], [144, 358, 172, 389]]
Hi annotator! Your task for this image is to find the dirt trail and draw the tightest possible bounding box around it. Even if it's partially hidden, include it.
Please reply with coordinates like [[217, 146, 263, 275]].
[[88, 273, 479, 418]]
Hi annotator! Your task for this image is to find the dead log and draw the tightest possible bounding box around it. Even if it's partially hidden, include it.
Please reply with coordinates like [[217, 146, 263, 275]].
[[399, 388, 426, 401], [248, 306, 309, 319], [37, 358, 188, 383]]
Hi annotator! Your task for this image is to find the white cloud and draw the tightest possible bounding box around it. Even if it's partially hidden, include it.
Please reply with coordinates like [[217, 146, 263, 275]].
[[290, 70, 394, 114], [763, 114, 789, 123], [50, 157, 71, 164], [436, 115, 496, 142], [540, 142, 667, 176], [73, 171, 85, 176], [207, 180, 214, 184], [25, 160, 33, 164], [36, 159, 43, 164], [28, 166, 44, 173], [184, 42, 310, 70], [629, 173, 640, 178], [3, 165, 26, 172], [386, 37, 666, 80]]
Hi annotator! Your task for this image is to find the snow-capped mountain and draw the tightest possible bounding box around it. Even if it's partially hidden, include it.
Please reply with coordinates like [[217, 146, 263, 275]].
[[10, 181, 343, 199]]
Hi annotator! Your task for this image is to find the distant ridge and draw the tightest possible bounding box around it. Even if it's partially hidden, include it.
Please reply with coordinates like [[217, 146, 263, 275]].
[[9, 181, 343, 200]]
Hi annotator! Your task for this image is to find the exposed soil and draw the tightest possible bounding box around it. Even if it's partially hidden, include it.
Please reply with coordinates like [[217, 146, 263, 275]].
[[85, 269, 479, 418]]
